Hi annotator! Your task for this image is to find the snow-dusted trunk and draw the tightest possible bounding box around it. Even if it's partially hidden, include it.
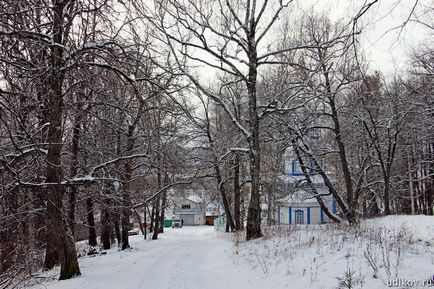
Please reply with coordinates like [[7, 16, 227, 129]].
[[153, 108, 163, 239], [152, 196, 160, 240], [159, 190, 167, 233], [292, 139, 341, 223], [121, 168, 132, 249], [216, 164, 235, 232], [320, 59, 357, 224], [245, 31, 262, 240], [67, 108, 83, 237], [233, 155, 241, 231], [101, 196, 113, 249], [121, 124, 135, 249], [43, 0, 80, 280], [86, 196, 97, 247], [149, 204, 155, 233], [204, 108, 235, 232]]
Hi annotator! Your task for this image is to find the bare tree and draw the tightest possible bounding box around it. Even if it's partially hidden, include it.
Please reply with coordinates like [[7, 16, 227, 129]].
[[142, 0, 376, 239]]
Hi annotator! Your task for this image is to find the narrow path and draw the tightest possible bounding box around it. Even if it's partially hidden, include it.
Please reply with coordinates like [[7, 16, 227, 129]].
[[33, 227, 271, 289]]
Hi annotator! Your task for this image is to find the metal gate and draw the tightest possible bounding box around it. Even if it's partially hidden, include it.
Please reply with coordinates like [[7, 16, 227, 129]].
[[181, 214, 195, 225]]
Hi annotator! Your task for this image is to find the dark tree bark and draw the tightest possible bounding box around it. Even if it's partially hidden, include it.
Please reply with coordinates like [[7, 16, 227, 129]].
[[120, 142, 133, 249], [67, 109, 83, 237], [292, 139, 341, 223], [86, 197, 97, 247], [297, 138, 352, 222], [152, 196, 160, 240], [144, 204, 147, 239], [114, 211, 121, 246], [159, 191, 167, 233], [320, 55, 357, 224], [120, 100, 143, 248], [202, 104, 235, 232], [149, 205, 155, 233], [234, 155, 241, 231], [101, 197, 113, 250], [245, 27, 262, 240], [43, 0, 80, 279]]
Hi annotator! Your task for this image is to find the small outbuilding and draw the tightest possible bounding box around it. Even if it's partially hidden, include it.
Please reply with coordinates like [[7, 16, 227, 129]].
[[173, 195, 206, 225]]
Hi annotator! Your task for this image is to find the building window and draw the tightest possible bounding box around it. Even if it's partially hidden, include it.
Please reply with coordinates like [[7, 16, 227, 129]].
[[295, 209, 304, 224], [182, 204, 191, 209]]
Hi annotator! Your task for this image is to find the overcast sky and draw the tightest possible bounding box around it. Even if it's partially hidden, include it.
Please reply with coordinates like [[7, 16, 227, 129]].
[[184, 0, 432, 85], [302, 0, 433, 75]]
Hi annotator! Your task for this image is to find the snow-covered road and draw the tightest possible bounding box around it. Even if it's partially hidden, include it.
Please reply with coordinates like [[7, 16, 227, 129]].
[[30, 216, 434, 289], [34, 227, 274, 289]]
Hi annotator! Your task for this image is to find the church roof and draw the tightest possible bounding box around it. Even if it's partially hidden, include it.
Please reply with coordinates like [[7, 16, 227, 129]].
[[276, 187, 332, 206]]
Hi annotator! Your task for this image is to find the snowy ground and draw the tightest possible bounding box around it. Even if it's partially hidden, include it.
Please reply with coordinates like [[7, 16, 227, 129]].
[[235, 215, 434, 289], [30, 215, 434, 289], [31, 227, 276, 289]]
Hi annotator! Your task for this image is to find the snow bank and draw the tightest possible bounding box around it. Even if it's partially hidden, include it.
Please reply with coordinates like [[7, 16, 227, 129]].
[[362, 214, 434, 243], [234, 215, 434, 289]]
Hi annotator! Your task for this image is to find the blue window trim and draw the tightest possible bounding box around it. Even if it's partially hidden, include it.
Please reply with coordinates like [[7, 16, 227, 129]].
[[307, 207, 311, 224], [289, 207, 292, 224], [294, 209, 304, 224], [291, 160, 315, 176]]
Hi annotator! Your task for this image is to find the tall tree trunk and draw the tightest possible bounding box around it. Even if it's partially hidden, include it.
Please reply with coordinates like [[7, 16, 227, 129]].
[[297, 138, 351, 222], [225, 187, 232, 233], [121, 164, 132, 249], [143, 205, 147, 239], [203, 104, 235, 232], [100, 197, 113, 250], [383, 175, 391, 215], [27, 190, 36, 252], [246, 29, 262, 240], [68, 110, 82, 237], [234, 155, 241, 231], [159, 191, 166, 233], [149, 205, 155, 233], [86, 197, 97, 247], [320, 56, 357, 224], [292, 139, 342, 223], [120, 123, 137, 250], [152, 197, 160, 240], [68, 187, 77, 238], [43, 0, 80, 279], [114, 211, 121, 246]]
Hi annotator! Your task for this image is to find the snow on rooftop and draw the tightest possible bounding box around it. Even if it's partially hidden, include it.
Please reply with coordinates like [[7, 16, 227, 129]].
[[277, 187, 331, 205], [186, 195, 204, 203], [278, 173, 326, 185]]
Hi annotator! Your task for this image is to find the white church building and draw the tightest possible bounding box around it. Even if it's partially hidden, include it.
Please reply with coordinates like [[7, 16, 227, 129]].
[[274, 148, 337, 225]]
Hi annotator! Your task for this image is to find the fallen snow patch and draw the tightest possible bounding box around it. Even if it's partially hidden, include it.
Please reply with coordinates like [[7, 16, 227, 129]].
[[234, 215, 434, 289]]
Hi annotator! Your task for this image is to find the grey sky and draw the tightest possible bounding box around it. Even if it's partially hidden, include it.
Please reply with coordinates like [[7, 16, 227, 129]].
[[303, 0, 432, 75]]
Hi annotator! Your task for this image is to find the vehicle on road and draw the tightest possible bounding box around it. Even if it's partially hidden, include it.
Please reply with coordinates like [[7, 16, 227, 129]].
[[172, 218, 183, 228]]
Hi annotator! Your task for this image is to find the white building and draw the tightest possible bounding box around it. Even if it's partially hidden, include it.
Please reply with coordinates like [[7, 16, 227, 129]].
[[173, 195, 206, 225], [274, 147, 338, 225], [276, 187, 337, 225]]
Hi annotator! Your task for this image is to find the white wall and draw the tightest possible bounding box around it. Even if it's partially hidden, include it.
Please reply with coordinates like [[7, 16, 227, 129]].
[[194, 214, 204, 225], [276, 205, 332, 225]]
